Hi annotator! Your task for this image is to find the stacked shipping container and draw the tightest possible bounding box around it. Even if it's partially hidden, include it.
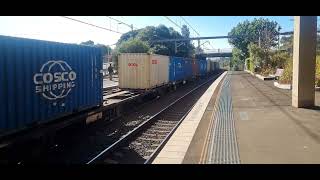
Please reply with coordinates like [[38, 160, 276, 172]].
[[0, 35, 103, 134]]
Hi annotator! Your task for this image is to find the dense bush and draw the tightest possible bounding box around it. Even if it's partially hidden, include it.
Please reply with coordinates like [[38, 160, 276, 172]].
[[316, 56, 320, 87], [247, 42, 292, 77], [270, 50, 289, 69], [231, 48, 245, 70], [279, 58, 293, 84], [279, 55, 320, 86]]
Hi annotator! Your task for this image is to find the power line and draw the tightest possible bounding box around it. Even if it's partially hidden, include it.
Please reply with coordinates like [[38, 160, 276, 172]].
[[60, 16, 123, 34], [106, 16, 136, 31], [179, 16, 212, 50], [164, 16, 182, 29], [180, 16, 200, 36]]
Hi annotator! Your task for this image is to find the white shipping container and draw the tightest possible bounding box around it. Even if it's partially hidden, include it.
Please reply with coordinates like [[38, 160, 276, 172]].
[[118, 53, 169, 90]]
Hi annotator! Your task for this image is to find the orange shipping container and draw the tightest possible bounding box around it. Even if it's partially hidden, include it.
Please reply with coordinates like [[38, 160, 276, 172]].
[[192, 58, 199, 77]]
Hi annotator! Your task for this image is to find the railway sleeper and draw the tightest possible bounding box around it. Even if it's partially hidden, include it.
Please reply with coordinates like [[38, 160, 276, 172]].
[[135, 137, 163, 142], [157, 120, 178, 124], [145, 129, 171, 134], [140, 133, 167, 139], [149, 126, 173, 131], [153, 122, 176, 127]]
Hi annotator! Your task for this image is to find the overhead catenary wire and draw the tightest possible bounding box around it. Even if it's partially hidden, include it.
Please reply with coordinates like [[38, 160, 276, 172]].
[[164, 16, 182, 29], [60, 16, 123, 34], [106, 16, 138, 31], [179, 16, 213, 50], [180, 16, 200, 36]]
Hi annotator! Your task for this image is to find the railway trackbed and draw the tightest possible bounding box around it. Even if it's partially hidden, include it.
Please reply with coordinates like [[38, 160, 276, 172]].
[[87, 73, 222, 164]]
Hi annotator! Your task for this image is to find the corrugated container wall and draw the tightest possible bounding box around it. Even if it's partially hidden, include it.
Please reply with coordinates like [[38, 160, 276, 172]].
[[191, 58, 199, 77], [169, 56, 187, 82], [150, 54, 169, 87], [0, 35, 103, 135], [184, 58, 193, 79], [118, 53, 169, 89], [198, 59, 207, 76], [210, 61, 216, 72]]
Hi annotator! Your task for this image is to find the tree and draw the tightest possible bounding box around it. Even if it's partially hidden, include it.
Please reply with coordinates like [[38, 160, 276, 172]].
[[115, 24, 195, 58], [116, 29, 141, 46], [80, 40, 113, 63], [80, 40, 94, 46], [96, 44, 112, 56], [149, 44, 170, 55], [181, 25, 190, 38], [231, 47, 245, 70], [228, 18, 281, 64], [180, 25, 194, 57], [117, 38, 150, 53]]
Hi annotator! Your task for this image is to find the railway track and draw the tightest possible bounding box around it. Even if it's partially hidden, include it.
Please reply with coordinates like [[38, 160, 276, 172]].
[[87, 72, 222, 164]]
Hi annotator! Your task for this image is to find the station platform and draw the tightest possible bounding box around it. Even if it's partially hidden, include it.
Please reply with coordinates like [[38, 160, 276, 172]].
[[103, 76, 119, 90], [153, 71, 320, 164]]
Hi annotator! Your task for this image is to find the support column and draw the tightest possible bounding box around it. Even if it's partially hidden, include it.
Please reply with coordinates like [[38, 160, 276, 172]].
[[292, 16, 317, 108]]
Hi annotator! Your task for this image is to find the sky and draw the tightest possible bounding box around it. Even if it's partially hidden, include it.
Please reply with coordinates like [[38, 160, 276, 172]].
[[0, 16, 294, 49]]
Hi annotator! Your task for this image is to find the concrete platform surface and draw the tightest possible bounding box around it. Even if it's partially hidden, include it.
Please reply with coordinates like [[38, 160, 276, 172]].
[[103, 77, 119, 90], [232, 71, 320, 163], [152, 71, 320, 164]]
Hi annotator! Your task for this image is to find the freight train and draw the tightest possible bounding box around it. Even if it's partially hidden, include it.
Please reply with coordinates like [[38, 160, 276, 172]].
[[0, 35, 220, 143], [118, 53, 219, 90]]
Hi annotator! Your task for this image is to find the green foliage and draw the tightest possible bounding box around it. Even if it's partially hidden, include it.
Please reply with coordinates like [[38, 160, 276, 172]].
[[245, 58, 254, 72], [247, 42, 289, 76], [96, 43, 112, 57], [316, 56, 320, 87], [149, 44, 170, 56], [269, 50, 290, 69], [278, 56, 320, 86], [279, 58, 293, 84], [228, 18, 281, 64], [247, 43, 268, 73], [80, 40, 95, 46], [117, 38, 150, 53], [80, 40, 112, 62], [116, 29, 141, 46], [116, 24, 195, 57], [231, 47, 245, 70]]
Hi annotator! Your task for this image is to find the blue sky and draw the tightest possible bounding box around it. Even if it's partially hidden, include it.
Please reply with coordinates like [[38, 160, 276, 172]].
[[0, 16, 294, 49]]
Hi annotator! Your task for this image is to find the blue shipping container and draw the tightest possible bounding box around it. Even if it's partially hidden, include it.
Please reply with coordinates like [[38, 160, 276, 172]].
[[169, 57, 193, 83], [0, 35, 103, 135], [169, 56, 184, 82], [198, 59, 207, 76]]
